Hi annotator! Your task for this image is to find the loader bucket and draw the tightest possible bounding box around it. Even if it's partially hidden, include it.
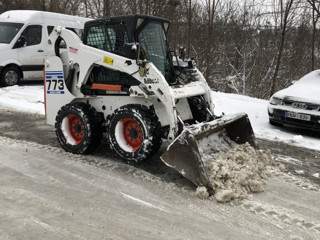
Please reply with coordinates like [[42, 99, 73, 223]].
[[160, 113, 257, 190]]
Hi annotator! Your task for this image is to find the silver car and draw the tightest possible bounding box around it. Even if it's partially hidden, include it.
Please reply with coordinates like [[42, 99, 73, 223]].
[[268, 70, 320, 130]]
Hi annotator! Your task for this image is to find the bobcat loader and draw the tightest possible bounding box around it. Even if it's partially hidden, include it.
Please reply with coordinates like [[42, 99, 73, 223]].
[[44, 15, 256, 191]]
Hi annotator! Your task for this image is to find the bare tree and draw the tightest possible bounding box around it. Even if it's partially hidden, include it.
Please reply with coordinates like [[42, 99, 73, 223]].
[[269, 0, 294, 97], [307, 0, 320, 70], [103, 0, 110, 16], [0, 0, 318, 99], [183, 0, 192, 58], [204, 0, 218, 81]]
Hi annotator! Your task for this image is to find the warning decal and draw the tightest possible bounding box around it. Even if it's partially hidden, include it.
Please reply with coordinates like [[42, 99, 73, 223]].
[[103, 56, 114, 66]]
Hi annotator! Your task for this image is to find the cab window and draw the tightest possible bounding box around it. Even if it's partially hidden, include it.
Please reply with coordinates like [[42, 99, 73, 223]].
[[86, 24, 108, 51]]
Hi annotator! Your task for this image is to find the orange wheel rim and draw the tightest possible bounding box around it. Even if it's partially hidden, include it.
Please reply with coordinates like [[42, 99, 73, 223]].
[[67, 114, 83, 144], [121, 118, 143, 151]]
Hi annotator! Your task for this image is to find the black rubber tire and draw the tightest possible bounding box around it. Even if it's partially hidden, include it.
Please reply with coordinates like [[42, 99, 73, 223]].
[[188, 96, 211, 123], [269, 118, 283, 127], [107, 104, 162, 163], [0, 66, 21, 87], [55, 102, 103, 154]]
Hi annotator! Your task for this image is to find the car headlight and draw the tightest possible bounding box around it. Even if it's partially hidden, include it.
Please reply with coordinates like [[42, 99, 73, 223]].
[[269, 97, 283, 105]]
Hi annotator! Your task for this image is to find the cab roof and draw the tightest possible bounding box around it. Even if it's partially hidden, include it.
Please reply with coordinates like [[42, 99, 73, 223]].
[[84, 14, 171, 38]]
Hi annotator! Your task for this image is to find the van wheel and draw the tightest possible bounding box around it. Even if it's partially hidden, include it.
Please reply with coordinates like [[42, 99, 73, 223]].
[[0, 66, 21, 87], [107, 104, 162, 163], [55, 102, 103, 154]]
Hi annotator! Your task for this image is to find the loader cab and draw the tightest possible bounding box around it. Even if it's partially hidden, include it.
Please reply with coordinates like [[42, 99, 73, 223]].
[[83, 15, 176, 85]]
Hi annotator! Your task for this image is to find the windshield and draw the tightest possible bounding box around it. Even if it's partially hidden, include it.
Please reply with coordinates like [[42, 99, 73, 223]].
[[296, 70, 320, 85], [0, 22, 24, 44], [138, 22, 175, 83]]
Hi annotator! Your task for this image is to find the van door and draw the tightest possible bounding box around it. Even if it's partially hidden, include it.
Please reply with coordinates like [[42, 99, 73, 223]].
[[15, 25, 45, 80]]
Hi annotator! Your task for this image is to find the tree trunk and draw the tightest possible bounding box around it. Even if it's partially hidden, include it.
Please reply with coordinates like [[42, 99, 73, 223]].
[[104, 0, 111, 17], [139, 0, 143, 14], [187, 0, 191, 58], [205, 0, 215, 81], [146, 0, 149, 14], [311, 0, 319, 71], [312, 8, 316, 71], [42, 0, 46, 11], [269, 0, 293, 97]]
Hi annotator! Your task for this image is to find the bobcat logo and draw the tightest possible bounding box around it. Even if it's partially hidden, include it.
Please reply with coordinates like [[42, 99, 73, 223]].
[[144, 78, 159, 84]]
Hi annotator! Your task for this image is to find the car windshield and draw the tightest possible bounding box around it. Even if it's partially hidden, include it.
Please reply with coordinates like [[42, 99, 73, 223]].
[[296, 70, 320, 85], [0, 22, 24, 44], [138, 22, 174, 83]]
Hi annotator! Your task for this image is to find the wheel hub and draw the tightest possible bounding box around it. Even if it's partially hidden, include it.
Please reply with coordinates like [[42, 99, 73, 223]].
[[5, 71, 18, 85], [74, 124, 82, 134], [129, 128, 139, 139], [67, 114, 84, 144], [122, 118, 143, 151]]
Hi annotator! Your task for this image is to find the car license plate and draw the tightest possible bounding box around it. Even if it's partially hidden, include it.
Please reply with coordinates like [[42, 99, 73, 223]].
[[285, 111, 311, 121]]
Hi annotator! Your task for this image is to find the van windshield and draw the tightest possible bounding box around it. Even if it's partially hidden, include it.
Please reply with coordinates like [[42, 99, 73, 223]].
[[0, 22, 23, 44]]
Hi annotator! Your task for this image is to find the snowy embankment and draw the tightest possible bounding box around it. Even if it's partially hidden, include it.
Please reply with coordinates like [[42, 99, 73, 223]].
[[211, 91, 320, 151], [0, 85, 319, 151], [0, 85, 44, 114]]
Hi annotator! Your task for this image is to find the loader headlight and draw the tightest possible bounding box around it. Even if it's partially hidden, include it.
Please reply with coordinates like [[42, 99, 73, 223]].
[[269, 97, 283, 105]]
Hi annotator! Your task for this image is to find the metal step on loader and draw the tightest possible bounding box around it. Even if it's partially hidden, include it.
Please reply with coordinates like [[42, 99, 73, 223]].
[[44, 14, 256, 192]]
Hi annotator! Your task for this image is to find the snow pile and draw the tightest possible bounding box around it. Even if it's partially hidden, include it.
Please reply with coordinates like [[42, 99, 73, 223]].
[[289, 135, 304, 143], [196, 186, 209, 199], [115, 121, 133, 152], [61, 116, 76, 145], [0, 85, 44, 114], [197, 143, 283, 202]]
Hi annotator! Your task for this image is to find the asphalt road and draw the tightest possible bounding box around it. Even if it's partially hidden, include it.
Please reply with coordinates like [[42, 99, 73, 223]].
[[1, 107, 320, 240], [0, 107, 319, 186]]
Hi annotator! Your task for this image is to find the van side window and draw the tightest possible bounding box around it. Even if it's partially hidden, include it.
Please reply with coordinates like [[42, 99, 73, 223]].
[[66, 27, 76, 34], [22, 25, 42, 46], [47, 26, 54, 35], [48, 26, 83, 40], [77, 29, 84, 41]]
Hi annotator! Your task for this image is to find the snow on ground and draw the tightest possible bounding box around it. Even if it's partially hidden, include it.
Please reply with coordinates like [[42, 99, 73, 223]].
[[0, 85, 319, 151], [0, 85, 44, 114], [1, 136, 320, 240], [211, 91, 320, 151], [0, 85, 320, 239]]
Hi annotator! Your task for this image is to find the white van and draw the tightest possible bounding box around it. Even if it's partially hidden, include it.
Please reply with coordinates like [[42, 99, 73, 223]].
[[0, 10, 91, 86]]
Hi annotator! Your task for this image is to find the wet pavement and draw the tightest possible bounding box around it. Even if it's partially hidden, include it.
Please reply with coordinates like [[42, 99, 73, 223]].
[[258, 138, 320, 185], [0, 107, 319, 186]]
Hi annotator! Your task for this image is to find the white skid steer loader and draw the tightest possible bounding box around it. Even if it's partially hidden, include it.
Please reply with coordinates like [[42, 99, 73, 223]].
[[44, 15, 256, 191]]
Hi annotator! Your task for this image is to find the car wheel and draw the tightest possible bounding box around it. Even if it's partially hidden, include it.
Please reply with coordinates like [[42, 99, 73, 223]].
[[0, 66, 21, 87], [107, 104, 162, 163], [55, 102, 103, 154]]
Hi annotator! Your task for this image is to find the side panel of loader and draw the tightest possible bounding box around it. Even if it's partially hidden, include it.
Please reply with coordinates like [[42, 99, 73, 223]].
[[44, 56, 75, 125]]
